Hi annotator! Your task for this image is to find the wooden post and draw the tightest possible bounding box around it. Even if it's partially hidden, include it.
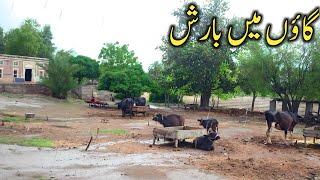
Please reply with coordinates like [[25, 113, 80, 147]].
[[305, 102, 313, 116], [270, 100, 276, 111], [174, 139, 179, 148], [85, 136, 93, 151], [304, 136, 307, 147]]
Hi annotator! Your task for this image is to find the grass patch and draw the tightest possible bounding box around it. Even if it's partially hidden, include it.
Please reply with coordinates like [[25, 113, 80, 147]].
[[98, 129, 128, 135], [1, 116, 25, 123], [0, 136, 54, 148]]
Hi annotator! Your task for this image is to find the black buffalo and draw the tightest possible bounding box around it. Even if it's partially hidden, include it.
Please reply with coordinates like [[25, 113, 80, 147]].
[[134, 97, 146, 106], [198, 118, 219, 133], [194, 131, 220, 151], [265, 110, 302, 144], [152, 114, 185, 127], [118, 98, 134, 117]]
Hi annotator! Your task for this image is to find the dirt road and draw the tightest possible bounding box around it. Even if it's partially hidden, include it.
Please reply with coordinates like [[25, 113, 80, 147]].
[[0, 94, 319, 179]]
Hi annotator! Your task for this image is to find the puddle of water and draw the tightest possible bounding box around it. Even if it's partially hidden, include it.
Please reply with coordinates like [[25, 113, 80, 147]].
[[0, 144, 191, 179], [167, 169, 223, 180]]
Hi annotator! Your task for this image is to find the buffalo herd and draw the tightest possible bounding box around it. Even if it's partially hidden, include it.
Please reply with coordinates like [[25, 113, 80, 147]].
[[152, 113, 220, 151], [116, 97, 308, 150]]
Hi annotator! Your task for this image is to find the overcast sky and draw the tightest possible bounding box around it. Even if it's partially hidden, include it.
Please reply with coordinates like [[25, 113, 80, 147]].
[[0, 0, 319, 70]]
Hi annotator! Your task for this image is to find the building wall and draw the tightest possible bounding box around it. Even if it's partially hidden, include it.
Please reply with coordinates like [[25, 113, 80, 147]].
[[0, 54, 48, 84], [0, 84, 51, 96]]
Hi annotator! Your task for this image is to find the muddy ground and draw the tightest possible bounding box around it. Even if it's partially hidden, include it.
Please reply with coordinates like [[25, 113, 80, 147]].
[[0, 94, 319, 180]]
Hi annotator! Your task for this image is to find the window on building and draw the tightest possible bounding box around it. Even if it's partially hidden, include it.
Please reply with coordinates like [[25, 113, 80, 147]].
[[13, 69, 18, 78], [13, 61, 19, 66], [0, 61, 3, 65], [39, 70, 44, 78], [0, 69, 2, 78]]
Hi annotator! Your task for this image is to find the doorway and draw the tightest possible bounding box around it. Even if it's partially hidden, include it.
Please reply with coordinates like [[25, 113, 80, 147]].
[[25, 69, 32, 82]]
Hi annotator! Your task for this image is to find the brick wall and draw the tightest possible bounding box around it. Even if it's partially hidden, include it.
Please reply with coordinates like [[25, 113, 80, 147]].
[[71, 85, 114, 101], [0, 84, 51, 96]]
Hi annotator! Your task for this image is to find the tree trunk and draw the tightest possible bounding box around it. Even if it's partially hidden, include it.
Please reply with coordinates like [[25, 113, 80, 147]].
[[200, 91, 211, 108], [251, 93, 257, 112], [318, 102, 320, 116], [291, 100, 300, 114], [282, 99, 289, 111], [217, 97, 220, 108]]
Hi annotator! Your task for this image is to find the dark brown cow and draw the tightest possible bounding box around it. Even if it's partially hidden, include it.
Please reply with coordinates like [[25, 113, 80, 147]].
[[264, 110, 301, 144], [152, 114, 185, 127]]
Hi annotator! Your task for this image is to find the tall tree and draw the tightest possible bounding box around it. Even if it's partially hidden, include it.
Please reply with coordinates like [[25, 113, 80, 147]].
[[41, 50, 78, 99], [161, 1, 241, 108], [237, 42, 269, 111], [148, 61, 180, 104], [98, 42, 149, 98], [39, 25, 55, 59], [4, 19, 54, 58], [261, 42, 319, 113]]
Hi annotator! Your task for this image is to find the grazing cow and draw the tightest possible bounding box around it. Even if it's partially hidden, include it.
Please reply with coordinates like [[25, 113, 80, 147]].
[[134, 97, 146, 106], [152, 114, 185, 127], [198, 118, 219, 133], [265, 110, 302, 144], [194, 131, 220, 151], [118, 98, 134, 117]]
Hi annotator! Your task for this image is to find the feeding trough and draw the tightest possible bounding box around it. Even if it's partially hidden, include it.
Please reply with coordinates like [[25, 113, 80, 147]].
[[303, 126, 320, 146], [25, 113, 35, 120], [153, 126, 207, 148]]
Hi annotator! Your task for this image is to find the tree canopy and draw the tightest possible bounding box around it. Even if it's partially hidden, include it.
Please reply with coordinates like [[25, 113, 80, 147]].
[[41, 50, 78, 99], [98, 42, 149, 98], [161, 1, 240, 108], [4, 19, 55, 58], [237, 42, 269, 111], [71, 55, 100, 84]]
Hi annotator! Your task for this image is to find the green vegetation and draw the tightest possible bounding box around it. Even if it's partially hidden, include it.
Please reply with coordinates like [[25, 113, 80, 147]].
[[41, 50, 78, 99], [148, 61, 181, 104], [98, 42, 150, 99], [237, 42, 269, 111], [4, 19, 55, 59], [1, 116, 25, 123], [98, 129, 128, 135], [237, 39, 320, 113], [0, 136, 54, 148], [71, 55, 100, 84], [160, 1, 240, 108]]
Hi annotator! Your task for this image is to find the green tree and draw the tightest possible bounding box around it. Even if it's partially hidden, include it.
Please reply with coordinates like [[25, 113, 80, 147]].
[[41, 50, 78, 99], [39, 25, 55, 59], [71, 55, 100, 84], [261, 42, 319, 113], [0, 27, 5, 53], [148, 61, 180, 104], [161, 1, 241, 108], [237, 42, 269, 111], [98, 42, 149, 98], [4, 19, 54, 58]]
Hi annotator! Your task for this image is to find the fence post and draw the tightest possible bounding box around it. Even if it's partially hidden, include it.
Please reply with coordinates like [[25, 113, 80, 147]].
[[270, 100, 276, 111], [305, 102, 313, 116]]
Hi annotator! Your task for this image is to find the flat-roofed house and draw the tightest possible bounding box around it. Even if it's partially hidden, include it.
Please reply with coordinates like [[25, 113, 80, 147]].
[[0, 54, 49, 84]]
